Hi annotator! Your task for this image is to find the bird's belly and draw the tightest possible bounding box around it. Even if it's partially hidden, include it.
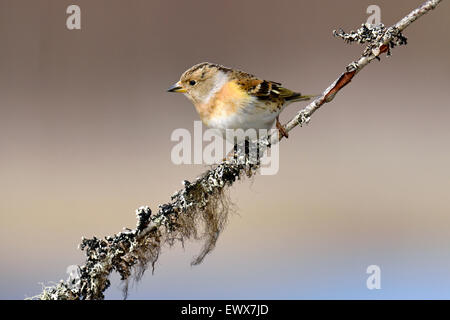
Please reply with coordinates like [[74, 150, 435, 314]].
[[196, 81, 286, 134], [205, 105, 279, 136]]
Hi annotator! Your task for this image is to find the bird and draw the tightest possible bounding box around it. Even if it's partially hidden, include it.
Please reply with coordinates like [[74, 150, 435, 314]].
[[167, 62, 315, 139]]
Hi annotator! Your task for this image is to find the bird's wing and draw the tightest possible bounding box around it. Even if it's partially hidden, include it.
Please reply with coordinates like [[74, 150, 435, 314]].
[[233, 72, 302, 101]]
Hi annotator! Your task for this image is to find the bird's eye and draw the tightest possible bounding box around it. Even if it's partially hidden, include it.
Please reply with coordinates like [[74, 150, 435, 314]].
[[189, 80, 196, 86]]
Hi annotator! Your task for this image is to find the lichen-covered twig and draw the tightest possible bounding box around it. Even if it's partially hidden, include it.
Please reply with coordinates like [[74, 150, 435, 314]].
[[277, 0, 442, 143], [34, 0, 442, 300]]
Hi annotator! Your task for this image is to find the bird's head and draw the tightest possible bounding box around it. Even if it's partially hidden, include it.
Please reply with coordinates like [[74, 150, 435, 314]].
[[167, 62, 230, 105]]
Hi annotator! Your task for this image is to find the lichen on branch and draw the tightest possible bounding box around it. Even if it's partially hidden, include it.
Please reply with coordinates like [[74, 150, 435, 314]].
[[34, 0, 443, 300], [333, 23, 408, 57]]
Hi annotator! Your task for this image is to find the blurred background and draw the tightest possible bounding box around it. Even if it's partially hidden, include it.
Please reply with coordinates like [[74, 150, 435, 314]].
[[1, 0, 449, 299]]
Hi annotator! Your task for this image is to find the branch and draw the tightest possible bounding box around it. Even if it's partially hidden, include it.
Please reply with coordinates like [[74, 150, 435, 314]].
[[34, 0, 442, 300], [278, 0, 442, 142]]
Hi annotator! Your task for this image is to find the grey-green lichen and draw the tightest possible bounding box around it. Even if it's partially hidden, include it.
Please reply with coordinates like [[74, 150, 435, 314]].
[[35, 143, 264, 300], [32, 0, 443, 301], [333, 23, 408, 57]]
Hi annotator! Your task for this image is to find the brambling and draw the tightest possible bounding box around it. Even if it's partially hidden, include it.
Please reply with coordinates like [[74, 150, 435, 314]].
[[168, 62, 315, 139]]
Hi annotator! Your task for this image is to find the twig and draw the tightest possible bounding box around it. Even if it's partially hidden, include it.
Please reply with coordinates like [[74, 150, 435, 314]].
[[279, 0, 442, 143], [33, 0, 443, 300]]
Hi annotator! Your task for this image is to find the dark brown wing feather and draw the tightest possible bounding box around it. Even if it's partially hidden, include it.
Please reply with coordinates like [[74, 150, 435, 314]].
[[232, 71, 302, 101]]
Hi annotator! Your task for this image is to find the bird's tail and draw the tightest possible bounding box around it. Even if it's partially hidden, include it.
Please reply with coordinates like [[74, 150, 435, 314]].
[[285, 93, 319, 102]]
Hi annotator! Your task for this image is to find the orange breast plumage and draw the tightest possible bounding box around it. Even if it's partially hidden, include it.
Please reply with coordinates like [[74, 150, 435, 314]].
[[195, 80, 284, 133]]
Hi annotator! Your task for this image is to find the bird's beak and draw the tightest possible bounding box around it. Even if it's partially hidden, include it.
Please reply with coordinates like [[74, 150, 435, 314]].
[[167, 81, 186, 93]]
